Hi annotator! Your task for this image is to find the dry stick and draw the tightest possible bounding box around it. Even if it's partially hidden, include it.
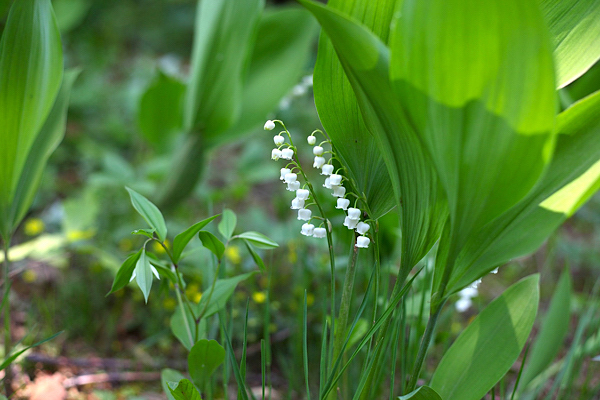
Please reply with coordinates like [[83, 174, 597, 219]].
[[62, 372, 161, 388]]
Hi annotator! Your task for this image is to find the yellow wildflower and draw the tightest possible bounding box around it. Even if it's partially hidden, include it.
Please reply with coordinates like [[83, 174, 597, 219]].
[[225, 245, 242, 264], [252, 291, 267, 304], [24, 218, 44, 236]]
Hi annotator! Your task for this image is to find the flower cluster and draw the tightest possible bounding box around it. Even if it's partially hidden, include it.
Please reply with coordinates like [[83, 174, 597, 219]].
[[267, 120, 371, 249]]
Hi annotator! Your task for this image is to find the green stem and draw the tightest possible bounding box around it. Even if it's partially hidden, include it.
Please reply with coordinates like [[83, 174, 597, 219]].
[[198, 257, 223, 321], [406, 299, 446, 393], [3, 237, 14, 398]]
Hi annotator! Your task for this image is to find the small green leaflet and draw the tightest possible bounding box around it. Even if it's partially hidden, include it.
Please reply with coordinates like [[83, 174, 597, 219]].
[[218, 208, 237, 240], [172, 214, 219, 263], [125, 187, 167, 242], [198, 230, 225, 260], [233, 231, 278, 249]]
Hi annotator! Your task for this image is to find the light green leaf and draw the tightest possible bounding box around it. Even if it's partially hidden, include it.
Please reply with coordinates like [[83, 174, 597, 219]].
[[430, 275, 540, 400], [52, 0, 91, 32], [197, 231, 225, 260], [138, 70, 185, 149], [125, 187, 167, 242], [188, 339, 225, 390], [161, 369, 187, 400], [541, 0, 600, 88], [398, 386, 442, 400], [218, 208, 236, 240], [171, 307, 207, 351], [234, 231, 278, 249], [0, 0, 63, 238], [5, 69, 78, 235], [108, 249, 142, 295], [391, 0, 556, 279], [312, 0, 396, 220], [301, 0, 448, 272], [134, 248, 153, 303], [167, 379, 202, 400], [172, 215, 219, 263], [197, 272, 256, 319], [184, 0, 264, 135], [212, 7, 318, 146], [243, 240, 265, 273], [445, 90, 600, 293], [520, 268, 572, 388]]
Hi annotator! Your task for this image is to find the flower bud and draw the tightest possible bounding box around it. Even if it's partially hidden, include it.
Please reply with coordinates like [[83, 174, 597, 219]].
[[296, 189, 310, 200], [287, 181, 300, 191], [313, 227, 326, 238], [321, 164, 334, 176], [313, 146, 324, 156], [274, 135, 284, 146], [343, 216, 359, 229], [271, 149, 281, 160], [280, 168, 291, 181], [307, 135, 316, 145], [291, 197, 305, 210], [313, 156, 326, 168], [329, 174, 342, 186], [281, 148, 294, 160], [264, 120, 275, 130], [355, 236, 370, 249], [332, 186, 346, 198], [284, 173, 297, 183], [301, 223, 315, 236], [336, 198, 350, 210], [347, 208, 361, 220], [356, 222, 370, 234], [298, 208, 312, 221]]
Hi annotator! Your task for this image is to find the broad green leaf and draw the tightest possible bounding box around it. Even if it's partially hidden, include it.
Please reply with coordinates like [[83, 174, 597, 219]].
[[391, 0, 556, 277], [313, 0, 397, 220], [171, 307, 207, 351], [541, 0, 600, 88], [217, 208, 236, 240], [134, 248, 154, 303], [167, 379, 202, 400], [197, 231, 225, 260], [430, 275, 540, 400], [52, 0, 91, 32], [183, 0, 263, 135], [398, 386, 442, 400], [444, 90, 600, 293], [197, 272, 256, 319], [138, 71, 185, 149], [161, 369, 187, 400], [172, 215, 219, 263], [188, 339, 225, 390], [5, 69, 78, 235], [0, 0, 63, 238], [520, 268, 572, 388], [126, 187, 167, 242], [234, 231, 278, 249], [108, 249, 142, 295], [243, 240, 265, 273], [212, 7, 318, 146], [300, 0, 448, 272]]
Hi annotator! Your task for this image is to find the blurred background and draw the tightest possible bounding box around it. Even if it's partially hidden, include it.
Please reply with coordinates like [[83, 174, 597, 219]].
[[1, 0, 600, 398]]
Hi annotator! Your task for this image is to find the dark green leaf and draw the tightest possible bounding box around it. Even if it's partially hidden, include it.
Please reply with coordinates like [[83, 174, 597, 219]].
[[138, 71, 185, 149], [243, 240, 265, 273], [188, 339, 226, 390], [520, 268, 572, 388], [398, 386, 442, 400], [218, 209, 236, 240], [125, 187, 167, 242], [172, 214, 219, 263], [108, 249, 142, 295], [0, 0, 63, 237], [197, 272, 256, 319], [167, 379, 202, 400], [197, 231, 225, 260], [234, 231, 278, 249], [430, 275, 540, 400], [161, 369, 187, 400]]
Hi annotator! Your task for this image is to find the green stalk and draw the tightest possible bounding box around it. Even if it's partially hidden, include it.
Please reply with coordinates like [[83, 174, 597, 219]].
[[3, 237, 14, 397], [406, 299, 446, 393]]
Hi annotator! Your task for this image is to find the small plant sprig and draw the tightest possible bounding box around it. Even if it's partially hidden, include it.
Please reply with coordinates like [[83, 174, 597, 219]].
[[265, 119, 372, 249]]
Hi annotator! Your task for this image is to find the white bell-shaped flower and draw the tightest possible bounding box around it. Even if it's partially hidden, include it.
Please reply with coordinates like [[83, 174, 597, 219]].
[[313, 156, 326, 168], [281, 148, 294, 160], [313, 227, 326, 238], [307, 135, 316, 145], [332, 186, 346, 198], [313, 146, 324, 156], [321, 164, 334, 176], [280, 168, 291, 181], [459, 287, 478, 299], [296, 189, 310, 200], [356, 222, 370, 235], [343, 216, 359, 229], [287, 181, 300, 191], [347, 207, 361, 220], [355, 236, 370, 249], [271, 149, 281, 160], [298, 208, 312, 221], [291, 197, 305, 209], [264, 120, 275, 130], [491, 268, 499, 274], [301, 223, 314, 236], [455, 297, 472, 313], [323, 177, 332, 189], [284, 173, 297, 183], [274, 135, 284, 146], [336, 198, 350, 210], [329, 174, 342, 186]]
